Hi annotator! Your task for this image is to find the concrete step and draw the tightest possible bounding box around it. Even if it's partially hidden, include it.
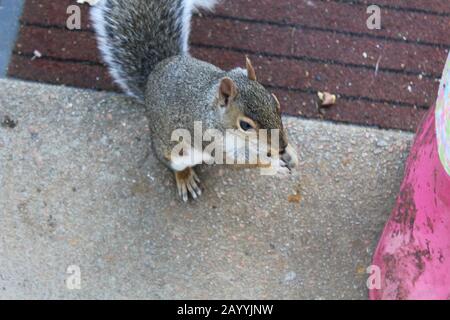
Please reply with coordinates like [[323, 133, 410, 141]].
[[0, 79, 413, 299]]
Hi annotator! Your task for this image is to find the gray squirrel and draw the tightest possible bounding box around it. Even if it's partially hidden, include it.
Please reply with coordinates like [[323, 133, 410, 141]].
[[91, 0, 298, 201]]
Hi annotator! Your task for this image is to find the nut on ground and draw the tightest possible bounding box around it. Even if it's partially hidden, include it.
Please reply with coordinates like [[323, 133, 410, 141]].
[[317, 91, 336, 107]]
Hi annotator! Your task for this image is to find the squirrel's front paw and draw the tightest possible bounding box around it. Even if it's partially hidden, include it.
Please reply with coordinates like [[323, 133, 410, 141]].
[[174, 167, 202, 202]]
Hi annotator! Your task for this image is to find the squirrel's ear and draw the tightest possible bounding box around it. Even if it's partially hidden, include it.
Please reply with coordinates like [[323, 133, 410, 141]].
[[272, 93, 281, 113], [218, 77, 237, 107], [245, 56, 257, 81]]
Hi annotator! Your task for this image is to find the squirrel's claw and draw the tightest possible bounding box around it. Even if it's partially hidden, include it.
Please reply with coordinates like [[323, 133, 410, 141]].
[[175, 167, 202, 202]]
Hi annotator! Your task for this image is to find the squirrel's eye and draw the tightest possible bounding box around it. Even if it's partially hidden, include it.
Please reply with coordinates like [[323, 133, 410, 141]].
[[239, 120, 253, 131]]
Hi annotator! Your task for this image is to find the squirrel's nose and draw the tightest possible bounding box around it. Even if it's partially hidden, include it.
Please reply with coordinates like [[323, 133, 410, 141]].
[[280, 144, 298, 169]]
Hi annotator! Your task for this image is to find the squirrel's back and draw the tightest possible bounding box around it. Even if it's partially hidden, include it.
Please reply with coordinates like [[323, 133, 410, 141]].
[[91, 0, 218, 99]]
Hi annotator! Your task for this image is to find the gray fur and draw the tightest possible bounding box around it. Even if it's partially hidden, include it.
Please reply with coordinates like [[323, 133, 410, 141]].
[[92, 0, 186, 99], [92, 0, 289, 174], [145, 55, 287, 164]]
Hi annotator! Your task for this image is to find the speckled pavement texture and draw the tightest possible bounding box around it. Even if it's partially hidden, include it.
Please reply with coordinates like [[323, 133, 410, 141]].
[[0, 79, 413, 299]]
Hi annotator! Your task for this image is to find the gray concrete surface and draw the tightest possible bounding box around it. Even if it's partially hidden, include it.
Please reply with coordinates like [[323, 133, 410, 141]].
[[0, 79, 413, 299], [0, 0, 25, 77]]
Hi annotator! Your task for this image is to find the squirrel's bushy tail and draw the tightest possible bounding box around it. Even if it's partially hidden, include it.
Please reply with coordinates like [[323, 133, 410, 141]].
[[91, 0, 218, 99]]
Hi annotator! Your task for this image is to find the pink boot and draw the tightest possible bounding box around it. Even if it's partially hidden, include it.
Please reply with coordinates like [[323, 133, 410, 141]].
[[369, 106, 450, 300]]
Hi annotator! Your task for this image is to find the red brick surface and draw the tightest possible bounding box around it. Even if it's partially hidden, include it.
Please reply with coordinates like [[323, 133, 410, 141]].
[[8, 0, 450, 131]]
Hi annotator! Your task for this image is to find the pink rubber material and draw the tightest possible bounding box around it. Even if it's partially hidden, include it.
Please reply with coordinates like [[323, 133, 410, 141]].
[[369, 106, 450, 300]]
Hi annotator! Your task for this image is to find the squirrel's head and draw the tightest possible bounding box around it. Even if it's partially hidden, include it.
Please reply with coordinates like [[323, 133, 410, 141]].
[[215, 57, 298, 170]]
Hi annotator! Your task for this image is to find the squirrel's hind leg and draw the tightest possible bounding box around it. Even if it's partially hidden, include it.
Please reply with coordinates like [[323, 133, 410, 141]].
[[174, 167, 202, 202]]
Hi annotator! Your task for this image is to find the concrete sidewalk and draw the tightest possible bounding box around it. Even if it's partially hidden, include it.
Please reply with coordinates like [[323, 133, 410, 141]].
[[0, 79, 413, 299]]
